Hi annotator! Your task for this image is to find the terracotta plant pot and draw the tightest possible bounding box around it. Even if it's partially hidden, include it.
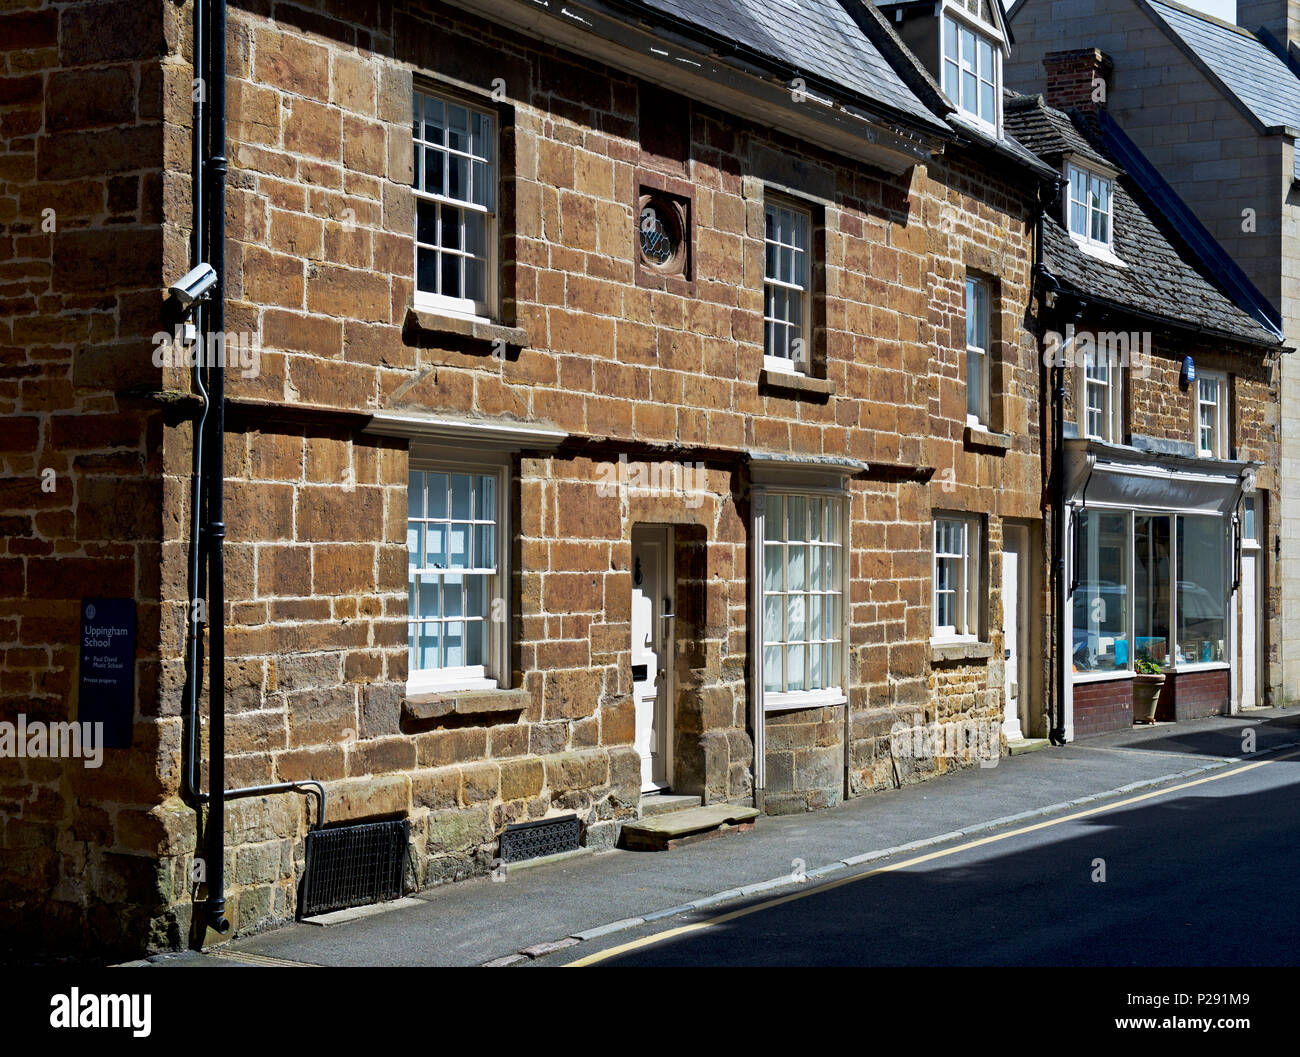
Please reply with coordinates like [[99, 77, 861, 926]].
[[1133, 673, 1165, 724]]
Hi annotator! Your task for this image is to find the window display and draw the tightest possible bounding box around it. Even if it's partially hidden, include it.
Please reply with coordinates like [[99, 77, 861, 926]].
[[1073, 511, 1129, 672]]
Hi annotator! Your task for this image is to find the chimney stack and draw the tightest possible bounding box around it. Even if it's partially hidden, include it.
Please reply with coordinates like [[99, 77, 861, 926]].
[[1042, 48, 1114, 112], [1238, 1, 1300, 51]]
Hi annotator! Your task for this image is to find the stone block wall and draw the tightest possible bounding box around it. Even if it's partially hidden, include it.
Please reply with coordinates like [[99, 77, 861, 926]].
[[0, 1, 198, 955], [4, 0, 1047, 955]]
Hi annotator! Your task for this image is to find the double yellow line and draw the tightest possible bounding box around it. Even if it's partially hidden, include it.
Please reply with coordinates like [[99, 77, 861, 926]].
[[567, 747, 1300, 966]]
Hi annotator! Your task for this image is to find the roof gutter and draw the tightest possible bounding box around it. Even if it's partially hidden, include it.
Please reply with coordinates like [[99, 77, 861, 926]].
[[1046, 274, 1284, 352], [448, 0, 949, 173], [947, 114, 1061, 183]]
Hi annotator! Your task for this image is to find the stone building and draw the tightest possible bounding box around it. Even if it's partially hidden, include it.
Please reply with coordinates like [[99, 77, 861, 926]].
[[2, 0, 1058, 956], [1005, 0, 1300, 706], [1005, 67, 1285, 736]]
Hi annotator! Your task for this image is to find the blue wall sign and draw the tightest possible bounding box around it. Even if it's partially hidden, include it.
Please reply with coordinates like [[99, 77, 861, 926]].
[[78, 598, 136, 749]]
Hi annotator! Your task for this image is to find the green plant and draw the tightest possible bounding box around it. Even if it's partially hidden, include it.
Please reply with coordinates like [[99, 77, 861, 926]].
[[1135, 657, 1164, 676]]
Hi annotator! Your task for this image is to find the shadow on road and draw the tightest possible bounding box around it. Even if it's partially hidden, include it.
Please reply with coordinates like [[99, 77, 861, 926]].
[[1085, 710, 1300, 761], [595, 753, 1300, 966]]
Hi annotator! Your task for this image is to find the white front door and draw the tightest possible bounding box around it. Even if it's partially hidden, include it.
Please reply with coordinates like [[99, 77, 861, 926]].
[[1002, 534, 1025, 740], [631, 527, 672, 791], [1241, 548, 1260, 708]]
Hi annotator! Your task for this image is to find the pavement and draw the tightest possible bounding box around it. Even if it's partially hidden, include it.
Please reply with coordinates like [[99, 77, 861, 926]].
[[136, 707, 1300, 968]]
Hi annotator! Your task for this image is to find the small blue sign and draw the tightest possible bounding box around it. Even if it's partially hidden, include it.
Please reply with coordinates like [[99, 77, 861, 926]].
[[1181, 355, 1196, 387], [78, 598, 136, 749]]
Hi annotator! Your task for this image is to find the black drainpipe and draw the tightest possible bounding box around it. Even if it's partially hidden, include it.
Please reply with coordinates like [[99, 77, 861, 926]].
[[1031, 174, 1073, 747], [203, 0, 230, 934], [184, 0, 208, 808], [1034, 250, 1082, 747], [192, 0, 326, 937]]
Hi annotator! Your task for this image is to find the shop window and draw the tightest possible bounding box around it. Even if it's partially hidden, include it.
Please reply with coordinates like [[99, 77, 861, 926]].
[[1177, 515, 1227, 664], [1073, 510, 1129, 673], [1134, 514, 1172, 667]]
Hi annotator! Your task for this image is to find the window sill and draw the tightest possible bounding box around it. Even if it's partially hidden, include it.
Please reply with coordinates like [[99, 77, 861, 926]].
[[963, 425, 1012, 451], [1169, 661, 1230, 673], [1069, 235, 1127, 269], [403, 306, 528, 354], [403, 686, 530, 722], [1072, 670, 1134, 684], [759, 369, 835, 398], [763, 689, 847, 714], [930, 639, 994, 663]]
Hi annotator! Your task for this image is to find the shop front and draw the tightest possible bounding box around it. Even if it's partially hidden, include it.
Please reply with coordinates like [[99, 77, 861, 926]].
[[1063, 440, 1257, 737]]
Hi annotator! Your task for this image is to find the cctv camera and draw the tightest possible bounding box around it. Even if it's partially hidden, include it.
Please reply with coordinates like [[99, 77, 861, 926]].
[[169, 263, 218, 308]]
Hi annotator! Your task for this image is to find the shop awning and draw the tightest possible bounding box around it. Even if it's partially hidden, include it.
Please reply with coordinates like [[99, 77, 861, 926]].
[[1064, 439, 1257, 516]]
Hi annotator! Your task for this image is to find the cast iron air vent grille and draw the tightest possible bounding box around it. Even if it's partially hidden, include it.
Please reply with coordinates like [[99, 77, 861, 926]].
[[499, 815, 581, 864], [299, 819, 409, 918]]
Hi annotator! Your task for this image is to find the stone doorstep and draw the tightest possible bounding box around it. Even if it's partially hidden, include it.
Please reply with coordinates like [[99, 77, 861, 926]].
[[1007, 737, 1051, 756], [654, 822, 756, 851], [620, 803, 761, 851], [638, 792, 703, 819]]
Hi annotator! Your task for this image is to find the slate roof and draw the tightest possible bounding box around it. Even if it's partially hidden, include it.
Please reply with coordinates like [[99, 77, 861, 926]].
[[943, 109, 1058, 176], [1144, 0, 1300, 177], [620, 0, 947, 130], [1003, 92, 1279, 346], [998, 96, 1113, 171]]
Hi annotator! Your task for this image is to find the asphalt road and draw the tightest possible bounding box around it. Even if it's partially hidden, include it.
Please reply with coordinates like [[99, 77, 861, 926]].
[[554, 747, 1300, 966]]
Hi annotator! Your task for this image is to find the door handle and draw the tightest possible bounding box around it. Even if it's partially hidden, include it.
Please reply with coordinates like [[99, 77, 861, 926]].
[[662, 597, 674, 619]]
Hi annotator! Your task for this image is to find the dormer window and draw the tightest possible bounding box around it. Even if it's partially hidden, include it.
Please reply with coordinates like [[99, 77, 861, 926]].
[[942, 10, 1000, 132], [1067, 163, 1113, 250]]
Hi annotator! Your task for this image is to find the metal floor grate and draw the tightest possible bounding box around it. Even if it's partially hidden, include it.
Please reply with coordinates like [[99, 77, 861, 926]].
[[298, 819, 409, 918], [498, 815, 580, 864]]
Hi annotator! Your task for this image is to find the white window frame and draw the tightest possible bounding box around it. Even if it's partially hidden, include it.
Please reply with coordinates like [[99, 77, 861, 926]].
[[407, 454, 510, 695], [755, 489, 848, 712], [1077, 343, 1124, 443], [413, 86, 498, 321], [763, 195, 813, 376], [1066, 162, 1114, 252], [941, 7, 1002, 135], [1069, 505, 1233, 683], [1195, 370, 1229, 458], [932, 513, 982, 642], [965, 275, 991, 428]]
